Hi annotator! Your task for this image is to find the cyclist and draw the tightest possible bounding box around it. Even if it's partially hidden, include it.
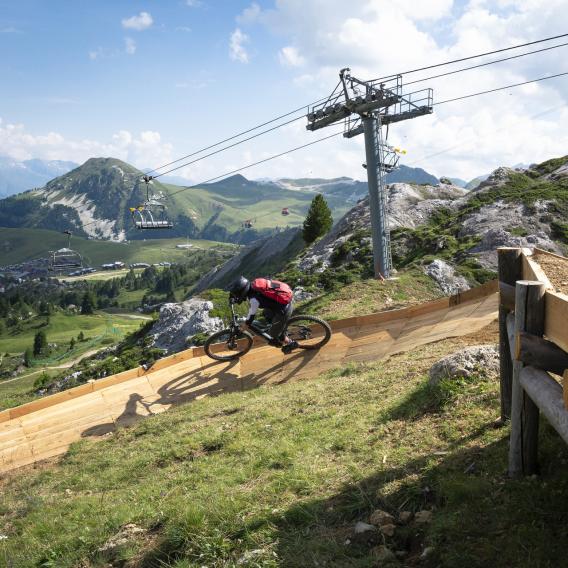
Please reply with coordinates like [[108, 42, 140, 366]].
[[227, 276, 299, 354]]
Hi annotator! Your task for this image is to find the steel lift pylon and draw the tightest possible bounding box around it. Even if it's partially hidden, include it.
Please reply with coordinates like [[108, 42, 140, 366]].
[[306, 69, 433, 279]]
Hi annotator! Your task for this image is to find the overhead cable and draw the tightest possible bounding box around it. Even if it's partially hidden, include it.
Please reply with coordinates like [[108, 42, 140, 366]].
[[145, 33, 568, 176]]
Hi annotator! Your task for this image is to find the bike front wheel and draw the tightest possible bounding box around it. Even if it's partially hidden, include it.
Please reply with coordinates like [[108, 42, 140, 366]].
[[204, 328, 254, 361], [285, 315, 332, 350]]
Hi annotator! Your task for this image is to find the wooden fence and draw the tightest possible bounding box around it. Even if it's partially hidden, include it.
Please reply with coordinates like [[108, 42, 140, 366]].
[[498, 247, 568, 476]]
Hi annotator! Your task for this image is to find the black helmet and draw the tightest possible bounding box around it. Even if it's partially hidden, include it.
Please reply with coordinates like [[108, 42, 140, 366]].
[[227, 276, 250, 302]]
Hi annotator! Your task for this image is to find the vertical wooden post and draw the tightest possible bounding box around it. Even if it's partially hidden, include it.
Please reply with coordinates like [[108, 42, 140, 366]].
[[498, 247, 522, 421], [508, 280, 546, 477]]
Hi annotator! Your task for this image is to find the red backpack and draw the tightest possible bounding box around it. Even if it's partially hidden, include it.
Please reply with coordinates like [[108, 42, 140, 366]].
[[251, 278, 293, 305]]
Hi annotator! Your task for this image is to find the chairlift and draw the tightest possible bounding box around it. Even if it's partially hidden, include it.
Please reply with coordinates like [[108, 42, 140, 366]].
[[281, 207, 290, 216], [130, 175, 173, 230], [242, 218, 256, 229], [49, 230, 83, 272]]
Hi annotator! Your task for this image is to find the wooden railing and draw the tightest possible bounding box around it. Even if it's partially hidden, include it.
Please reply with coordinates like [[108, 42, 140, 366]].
[[498, 247, 568, 476]]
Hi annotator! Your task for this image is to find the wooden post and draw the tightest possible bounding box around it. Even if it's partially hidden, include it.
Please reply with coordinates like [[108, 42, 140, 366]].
[[508, 280, 546, 477], [498, 247, 522, 421]]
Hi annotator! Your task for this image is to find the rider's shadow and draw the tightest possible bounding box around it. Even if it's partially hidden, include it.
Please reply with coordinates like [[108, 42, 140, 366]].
[[239, 347, 320, 391], [153, 360, 241, 406], [80, 360, 241, 438], [81, 392, 154, 437], [79, 347, 321, 439]]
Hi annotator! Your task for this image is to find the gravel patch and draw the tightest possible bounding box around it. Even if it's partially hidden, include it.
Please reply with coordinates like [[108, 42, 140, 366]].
[[533, 252, 568, 296]]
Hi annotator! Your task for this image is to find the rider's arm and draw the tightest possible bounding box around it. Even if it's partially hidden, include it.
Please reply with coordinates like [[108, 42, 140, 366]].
[[246, 298, 260, 325]]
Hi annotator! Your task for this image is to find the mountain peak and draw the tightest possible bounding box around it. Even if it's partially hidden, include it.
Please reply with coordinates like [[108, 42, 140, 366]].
[[207, 173, 249, 185]]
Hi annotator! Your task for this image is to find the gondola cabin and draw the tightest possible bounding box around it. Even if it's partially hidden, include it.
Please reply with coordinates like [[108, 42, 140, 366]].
[[281, 207, 290, 216]]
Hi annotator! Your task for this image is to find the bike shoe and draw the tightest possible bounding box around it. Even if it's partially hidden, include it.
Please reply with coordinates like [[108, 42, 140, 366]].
[[282, 340, 299, 354], [268, 338, 282, 347]]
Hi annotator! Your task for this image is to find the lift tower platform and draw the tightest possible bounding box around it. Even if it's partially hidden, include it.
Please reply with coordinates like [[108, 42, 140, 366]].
[[306, 69, 433, 279]]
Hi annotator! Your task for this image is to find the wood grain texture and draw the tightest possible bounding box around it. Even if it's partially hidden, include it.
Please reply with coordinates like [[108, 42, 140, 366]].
[[508, 281, 545, 477], [515, 331, 568, 376], [498, 248, 523, 421], [544, 291, 568, 354], [520, 367, 568, 446]]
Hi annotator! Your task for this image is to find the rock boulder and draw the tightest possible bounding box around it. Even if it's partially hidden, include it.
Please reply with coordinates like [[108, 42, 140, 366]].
[[151, 299, 223, 353], [429, 345, 499, 385], [425, 259, 470, 295]]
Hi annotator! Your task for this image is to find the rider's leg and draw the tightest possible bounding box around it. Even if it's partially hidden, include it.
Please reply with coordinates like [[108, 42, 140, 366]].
[[271, 303, 294, 347]]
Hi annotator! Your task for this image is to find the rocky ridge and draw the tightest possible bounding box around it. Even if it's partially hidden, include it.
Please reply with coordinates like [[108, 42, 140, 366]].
[[296, 158, 567, 289]]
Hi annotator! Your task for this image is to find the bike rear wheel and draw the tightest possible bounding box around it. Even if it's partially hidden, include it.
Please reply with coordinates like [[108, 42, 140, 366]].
[[204, 328, 254, 361], [285, 315, 332, 350]]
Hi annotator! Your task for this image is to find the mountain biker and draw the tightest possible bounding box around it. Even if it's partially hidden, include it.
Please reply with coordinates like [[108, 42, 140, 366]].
[[227, 276, 299, 354]]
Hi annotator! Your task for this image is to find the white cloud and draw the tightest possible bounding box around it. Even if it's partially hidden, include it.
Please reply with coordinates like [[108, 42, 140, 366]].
[[121, 11, 153, 31], [0, 118, 173, 170], [229, 28, 250, 63], [231, 0, 568, 180], [237, 3, 261, 25], [125, 37, 136, 55], [0, 27, 21, 33], [186, 0, 202, 6], [279, 46, 305, 67], [176, 26, 192, 33]]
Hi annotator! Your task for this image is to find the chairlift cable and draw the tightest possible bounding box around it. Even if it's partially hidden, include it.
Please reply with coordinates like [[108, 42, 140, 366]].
[[76, 66, 568, 231], [369, 31, 568, 82], [436, 71, 568, 105], [143, 33, 568, 177], [405, 41, 568, 86], [167, 70, 568, 195], [167, 129, 345, 198], [148, 42, 568, 182], [150, 115, 301, 179]]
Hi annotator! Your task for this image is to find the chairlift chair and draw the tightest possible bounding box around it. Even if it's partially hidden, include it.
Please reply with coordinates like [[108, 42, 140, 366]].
[[242, 218, 255, 229], [130, 175, 174, 230], [281, 207, 290, 216], [49, 230, 83, 272]]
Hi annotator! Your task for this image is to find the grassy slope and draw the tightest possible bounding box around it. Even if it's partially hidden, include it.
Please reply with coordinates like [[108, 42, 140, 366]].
[[2, 322, 568, 567], [298, 269, 440, 320], [0, 312, 142, 354], [0, 227, 234, 266], [166, 182, 352, 233], [0, 368, 61, 411]]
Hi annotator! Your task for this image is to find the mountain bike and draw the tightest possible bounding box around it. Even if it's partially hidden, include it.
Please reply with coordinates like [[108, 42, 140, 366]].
[[204, 300, 332, 361]]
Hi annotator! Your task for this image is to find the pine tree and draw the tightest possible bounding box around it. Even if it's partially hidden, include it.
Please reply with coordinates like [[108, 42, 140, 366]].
[[33, 330, 47, 356], [81, 292, 95, 315], [24, 347, 33, 367], [302, 194, 333, 244], [78, 331, 85, 342]]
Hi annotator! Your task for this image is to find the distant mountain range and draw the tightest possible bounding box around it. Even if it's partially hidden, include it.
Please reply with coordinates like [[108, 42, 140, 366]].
[[0, 156, 446, 245], [0, 157, 78, 198]]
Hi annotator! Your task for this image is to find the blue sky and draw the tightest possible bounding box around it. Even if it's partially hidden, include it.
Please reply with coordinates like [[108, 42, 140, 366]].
[[1, 0, 567, 181]]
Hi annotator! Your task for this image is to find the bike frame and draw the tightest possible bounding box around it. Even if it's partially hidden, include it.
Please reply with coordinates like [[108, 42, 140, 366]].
[[229, 301, 274, 343]]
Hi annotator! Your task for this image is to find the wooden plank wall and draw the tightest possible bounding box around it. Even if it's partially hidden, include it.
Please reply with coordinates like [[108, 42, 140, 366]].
[[0, 279, 499, 426]]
